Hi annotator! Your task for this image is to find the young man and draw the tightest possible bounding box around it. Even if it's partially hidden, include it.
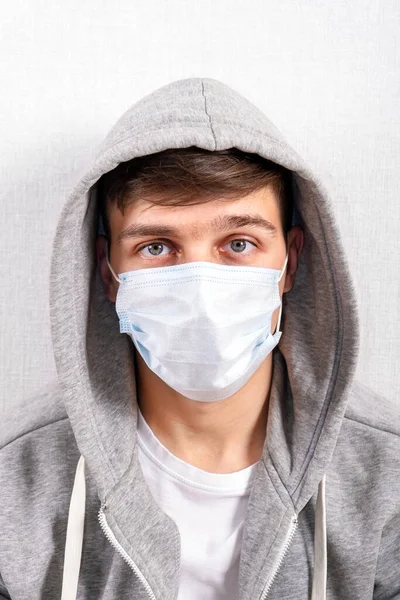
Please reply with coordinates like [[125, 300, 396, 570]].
[[0, 77, 399, 599]]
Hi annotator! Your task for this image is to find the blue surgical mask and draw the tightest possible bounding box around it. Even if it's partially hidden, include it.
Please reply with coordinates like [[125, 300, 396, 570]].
[[106, 246, 288, 402]]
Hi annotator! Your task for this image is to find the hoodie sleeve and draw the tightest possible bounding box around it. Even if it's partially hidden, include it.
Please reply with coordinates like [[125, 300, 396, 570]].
[[373, 510, 400, 599]]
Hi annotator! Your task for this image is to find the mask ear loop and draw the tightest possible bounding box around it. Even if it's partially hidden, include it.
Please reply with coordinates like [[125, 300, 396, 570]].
[[105, 240, 123, 284], [275, 251, 289, 335]]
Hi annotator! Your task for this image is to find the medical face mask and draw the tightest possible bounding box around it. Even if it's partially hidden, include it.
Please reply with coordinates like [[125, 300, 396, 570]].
[[106, 246, 288, 402]]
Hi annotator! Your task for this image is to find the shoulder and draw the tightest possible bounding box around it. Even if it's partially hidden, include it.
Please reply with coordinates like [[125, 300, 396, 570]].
[[336, 379, 400, 505], [0, 380, 78, 516], [344, 378, 400, 439], [332, 380, 400, 524], [0, 379, 69, 451]]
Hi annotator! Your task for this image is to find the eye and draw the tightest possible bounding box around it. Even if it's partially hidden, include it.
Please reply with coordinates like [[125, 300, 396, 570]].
[[223, 239, 256, 254], [138, 242, 172, 258]]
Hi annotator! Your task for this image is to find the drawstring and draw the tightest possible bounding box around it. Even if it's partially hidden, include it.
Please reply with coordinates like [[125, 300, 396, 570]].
[[61, 455, 86, 600], [61, 457, 327, 600], [311, 474, 327, 600]]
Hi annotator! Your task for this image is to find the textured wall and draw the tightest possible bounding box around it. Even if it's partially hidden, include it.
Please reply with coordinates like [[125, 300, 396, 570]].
[[1, 0, 399, 413]]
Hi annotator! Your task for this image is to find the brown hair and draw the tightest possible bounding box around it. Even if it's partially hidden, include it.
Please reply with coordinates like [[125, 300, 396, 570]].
[[97, 146, 294, 245]]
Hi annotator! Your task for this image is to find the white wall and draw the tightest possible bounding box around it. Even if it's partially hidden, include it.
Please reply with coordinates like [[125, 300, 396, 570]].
[[1, 0, 399, 413]]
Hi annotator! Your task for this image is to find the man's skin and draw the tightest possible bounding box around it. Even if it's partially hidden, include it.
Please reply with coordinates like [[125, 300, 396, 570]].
[[97, 185, 304, 474]]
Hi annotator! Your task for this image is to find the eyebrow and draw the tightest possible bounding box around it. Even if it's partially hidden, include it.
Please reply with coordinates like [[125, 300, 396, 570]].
[[116, 213, 278, 244]]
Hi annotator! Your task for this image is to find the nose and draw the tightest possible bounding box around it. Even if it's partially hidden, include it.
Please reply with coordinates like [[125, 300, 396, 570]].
[[179, 244, 218, 264]]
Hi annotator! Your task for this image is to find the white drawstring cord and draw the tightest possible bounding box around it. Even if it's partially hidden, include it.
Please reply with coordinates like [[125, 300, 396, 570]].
[[311, 474, 327, 600], [61, 455, 86, 600]]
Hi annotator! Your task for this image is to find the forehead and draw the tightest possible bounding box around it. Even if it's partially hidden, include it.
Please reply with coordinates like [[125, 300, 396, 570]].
[[108, 185, 281, 236]]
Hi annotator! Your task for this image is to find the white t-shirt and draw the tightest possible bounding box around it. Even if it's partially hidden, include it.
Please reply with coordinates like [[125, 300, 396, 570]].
[[137, 408, 259, 600]]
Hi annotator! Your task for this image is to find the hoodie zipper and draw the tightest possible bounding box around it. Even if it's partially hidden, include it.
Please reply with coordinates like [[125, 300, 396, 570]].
[[98, 505, 156, 600], [98, 503, 296, 600], [259, 515, 298, 600]]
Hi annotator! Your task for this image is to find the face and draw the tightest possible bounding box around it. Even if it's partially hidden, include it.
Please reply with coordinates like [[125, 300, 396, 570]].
[[97, 185, 304, 333]]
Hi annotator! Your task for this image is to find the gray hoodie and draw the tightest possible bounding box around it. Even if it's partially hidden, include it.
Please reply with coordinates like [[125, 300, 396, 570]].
[[1, 77, 399, 600]]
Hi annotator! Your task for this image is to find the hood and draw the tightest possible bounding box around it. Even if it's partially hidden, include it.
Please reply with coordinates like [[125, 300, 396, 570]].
[[50, 77, 360, 600]]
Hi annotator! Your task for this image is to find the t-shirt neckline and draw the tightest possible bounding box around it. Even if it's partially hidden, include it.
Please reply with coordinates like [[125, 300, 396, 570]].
[[137, 407, 260, 494]]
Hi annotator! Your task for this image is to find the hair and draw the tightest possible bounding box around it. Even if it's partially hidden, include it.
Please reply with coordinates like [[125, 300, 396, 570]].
[[96, 146, 294, 247]]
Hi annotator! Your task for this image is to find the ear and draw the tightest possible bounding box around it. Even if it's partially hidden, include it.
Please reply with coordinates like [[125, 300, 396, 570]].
[[96, 236, 118, 303], [282, 226, 304, 294]]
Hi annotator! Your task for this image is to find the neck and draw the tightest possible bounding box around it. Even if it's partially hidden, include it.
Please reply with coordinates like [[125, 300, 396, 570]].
[[134, 351, 274, 474]]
